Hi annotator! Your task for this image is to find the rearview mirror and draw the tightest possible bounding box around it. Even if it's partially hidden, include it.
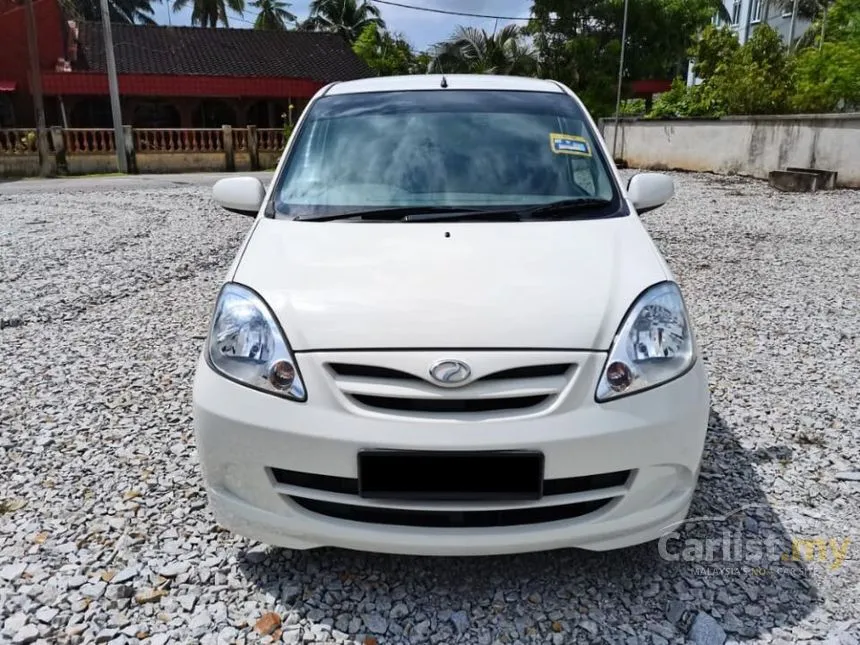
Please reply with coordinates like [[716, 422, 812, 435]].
[[212, 177, 266, 216], [627, 173, 674, 214]]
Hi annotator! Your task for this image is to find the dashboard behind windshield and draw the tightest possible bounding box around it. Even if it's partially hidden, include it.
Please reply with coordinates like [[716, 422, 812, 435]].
[[272, 89, 622, 220]]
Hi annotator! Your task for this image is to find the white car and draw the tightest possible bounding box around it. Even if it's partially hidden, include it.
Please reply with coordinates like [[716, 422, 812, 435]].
[[193, 74, 709, 556]]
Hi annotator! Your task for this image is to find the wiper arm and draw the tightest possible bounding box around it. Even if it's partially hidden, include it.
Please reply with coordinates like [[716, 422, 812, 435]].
[[520, 198, 613, 218], [297, 206, 486, 222]]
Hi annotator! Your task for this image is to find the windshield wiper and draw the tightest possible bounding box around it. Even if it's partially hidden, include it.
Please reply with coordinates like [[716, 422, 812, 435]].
[[297, 206, 488, 222], [293, 199, 612, 223], [518, 198, 614, 218]]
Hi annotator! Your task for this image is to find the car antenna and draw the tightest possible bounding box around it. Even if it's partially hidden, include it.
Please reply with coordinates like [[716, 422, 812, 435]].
[[440, 75, 448, 88]]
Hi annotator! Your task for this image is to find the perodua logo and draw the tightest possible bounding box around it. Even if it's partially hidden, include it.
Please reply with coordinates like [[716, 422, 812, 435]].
[[429, 359, 471, 385]]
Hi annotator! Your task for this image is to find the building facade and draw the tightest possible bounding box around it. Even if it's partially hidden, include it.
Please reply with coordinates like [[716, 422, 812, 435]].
[[0, 0, 373, 129], [685, 0, 812, 85]]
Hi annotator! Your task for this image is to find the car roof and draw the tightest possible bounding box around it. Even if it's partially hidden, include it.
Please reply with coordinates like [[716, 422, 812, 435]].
[[324, 74, 565, 96]]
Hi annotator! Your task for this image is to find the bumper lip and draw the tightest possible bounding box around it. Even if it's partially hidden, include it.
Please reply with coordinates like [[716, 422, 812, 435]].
[[206, 481, 695, 556]]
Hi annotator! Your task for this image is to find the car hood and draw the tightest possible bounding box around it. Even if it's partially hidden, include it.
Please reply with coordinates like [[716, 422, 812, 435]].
[[231, 217, 671, 351]]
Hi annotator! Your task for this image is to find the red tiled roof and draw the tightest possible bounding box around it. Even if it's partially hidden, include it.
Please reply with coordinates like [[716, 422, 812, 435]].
[[73, 22, 374, 83]]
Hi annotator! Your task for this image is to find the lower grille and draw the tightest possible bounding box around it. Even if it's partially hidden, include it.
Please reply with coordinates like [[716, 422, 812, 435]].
[[350, 394, 549, 413], [289, 496, 611, 528], [271, 468, 631, 497]]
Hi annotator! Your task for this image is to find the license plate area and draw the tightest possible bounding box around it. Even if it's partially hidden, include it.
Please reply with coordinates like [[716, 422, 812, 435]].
[[357, 450, 544, 501]]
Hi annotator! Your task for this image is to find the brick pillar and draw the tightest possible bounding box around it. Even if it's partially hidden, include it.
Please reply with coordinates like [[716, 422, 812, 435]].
[[51, 126, 67, 175], [223, 125, 234, 172], [247, 125, 259, 171], [123, 125, 137, 174]]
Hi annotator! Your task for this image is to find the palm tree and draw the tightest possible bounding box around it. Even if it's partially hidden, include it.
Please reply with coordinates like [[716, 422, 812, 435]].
[[251, 0, 295, 29], [300, 0, 386, 44], [429, 25, 538, 76], [172, 0, 245, 27], [60, 0, 157, 24]]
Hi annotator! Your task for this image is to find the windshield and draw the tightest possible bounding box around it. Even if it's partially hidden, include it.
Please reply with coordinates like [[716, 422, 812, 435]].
[[272, 89, 623, 220]]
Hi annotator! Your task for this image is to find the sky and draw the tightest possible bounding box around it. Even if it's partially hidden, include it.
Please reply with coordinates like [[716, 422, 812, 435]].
[[150, 0, 533, 51]]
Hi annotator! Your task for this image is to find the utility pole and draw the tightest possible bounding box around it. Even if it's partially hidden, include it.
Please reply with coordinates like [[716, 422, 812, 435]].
[[100, 0, 128, 173], [788, 0, 800, 50], [612, 0, 630, 162], [24, 0, 51, 177]]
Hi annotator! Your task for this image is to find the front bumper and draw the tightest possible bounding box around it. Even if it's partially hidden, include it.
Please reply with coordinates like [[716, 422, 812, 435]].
[[192, 350, 709, 556]]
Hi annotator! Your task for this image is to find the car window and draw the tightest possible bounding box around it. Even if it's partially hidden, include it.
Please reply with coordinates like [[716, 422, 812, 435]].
[[272, 89, 620, 219]]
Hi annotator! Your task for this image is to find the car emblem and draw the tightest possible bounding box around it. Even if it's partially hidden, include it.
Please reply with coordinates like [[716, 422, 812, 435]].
[[429, 359, 471, 385]]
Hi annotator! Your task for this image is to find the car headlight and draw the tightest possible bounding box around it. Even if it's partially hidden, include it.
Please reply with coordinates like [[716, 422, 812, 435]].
[[206, 283, 306, 401], [596, 281, 696, 402]]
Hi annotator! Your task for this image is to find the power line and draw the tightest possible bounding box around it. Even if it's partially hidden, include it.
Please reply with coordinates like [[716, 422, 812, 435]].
[[369, 0, 532, 21]]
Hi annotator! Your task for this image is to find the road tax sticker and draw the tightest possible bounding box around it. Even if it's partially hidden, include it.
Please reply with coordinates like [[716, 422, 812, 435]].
[[549, 133, 592, 157]]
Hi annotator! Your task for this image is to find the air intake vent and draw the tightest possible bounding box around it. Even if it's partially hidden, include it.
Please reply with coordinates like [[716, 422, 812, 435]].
[[289, 496, 612, 527], [350, 394, 549, 413], [328, 363, 420, 381]]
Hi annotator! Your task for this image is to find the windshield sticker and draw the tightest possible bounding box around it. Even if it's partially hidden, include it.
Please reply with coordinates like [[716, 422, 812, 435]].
[[549, 133, 592, 157]]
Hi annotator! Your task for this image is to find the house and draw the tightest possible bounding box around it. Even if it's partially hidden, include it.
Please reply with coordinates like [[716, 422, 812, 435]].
[[685, 0, 812, 85], [716, 0, 812, 45], [0, 0, 373, 129]]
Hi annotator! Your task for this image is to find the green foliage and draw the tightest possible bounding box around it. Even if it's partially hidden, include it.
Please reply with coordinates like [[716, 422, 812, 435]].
[[172, 0, 245, 27], [251, 0, 296, 30], [528, 0, 727, 116], [618, 99, 647, 116], [790, 0, 860, 112], [691, 25, 740, 79], [649, 24, 794, 117], [792, 42, 860, 111], [429, 25, 538, 76], [353, 24, 418, 76], [649, 78, 725, 117], [301, 0, 385, 44], [60, 0, 156, 24]]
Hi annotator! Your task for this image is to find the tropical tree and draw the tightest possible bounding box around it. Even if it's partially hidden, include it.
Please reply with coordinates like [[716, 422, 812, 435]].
[[172, 0, 245, 27], [301, 0, 386, 44], [527, 0, 735, 115], [429, 25, 538, 75], [251, 0, 296, 30], [60, 0, 157, 24], [352, 24, 419, 75]]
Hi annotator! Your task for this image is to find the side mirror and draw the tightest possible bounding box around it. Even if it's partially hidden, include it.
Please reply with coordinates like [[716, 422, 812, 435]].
[[212, 177, 266, 216], [627, 173, 674, 214]]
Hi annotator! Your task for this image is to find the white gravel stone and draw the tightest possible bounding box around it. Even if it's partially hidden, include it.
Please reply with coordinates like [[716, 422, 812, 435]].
[[1, 173, 858, 645], [12, 624, 39, 645], [1, 563, 27, 581]]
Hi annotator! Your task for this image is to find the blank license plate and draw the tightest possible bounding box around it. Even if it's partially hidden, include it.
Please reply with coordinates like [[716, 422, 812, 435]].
[[357, 450, 544, 501]]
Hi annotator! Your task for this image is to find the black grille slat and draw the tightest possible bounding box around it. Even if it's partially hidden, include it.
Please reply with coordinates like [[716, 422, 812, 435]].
[[481, 363, 573, 381], [271, 468, 632, 497], [542, 470, 631, 495], [271, 468, 358, 495], [328, 363, 420, 381], [289, 496, 611, 527], [351, 394, 548, 413]]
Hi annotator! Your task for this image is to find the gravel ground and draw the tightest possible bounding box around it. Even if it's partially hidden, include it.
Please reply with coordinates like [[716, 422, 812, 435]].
[[1, 172, 858, 645]]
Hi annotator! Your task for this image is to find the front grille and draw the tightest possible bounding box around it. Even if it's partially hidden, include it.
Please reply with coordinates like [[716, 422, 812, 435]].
[[325, 356, 577, 417], [289, 496, 611, 527], [270, 468, 631, 498], [350, 394, 549, 413], [328, 362, 573, 383]]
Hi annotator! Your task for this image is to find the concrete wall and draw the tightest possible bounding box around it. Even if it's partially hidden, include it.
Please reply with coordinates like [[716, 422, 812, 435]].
[[135, 152, 226, 174], [601, 114, 860, 188], [0, 155, 47, 177]]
